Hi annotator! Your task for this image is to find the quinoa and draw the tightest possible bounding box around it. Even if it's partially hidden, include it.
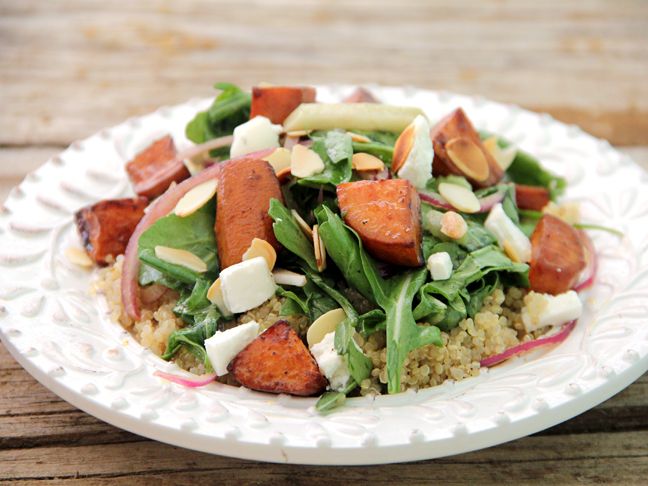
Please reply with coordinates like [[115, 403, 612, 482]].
[[357, 287, 538, 396], [94, 259, 542, 393]]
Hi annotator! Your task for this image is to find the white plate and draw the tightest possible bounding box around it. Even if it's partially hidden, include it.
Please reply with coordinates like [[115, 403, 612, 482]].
[[1, 85, 647, 465]]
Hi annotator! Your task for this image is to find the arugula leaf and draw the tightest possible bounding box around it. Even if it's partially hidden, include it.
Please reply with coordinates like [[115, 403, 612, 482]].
[[315, 205, 442, 394], [357, 309, 387, 336], [315, 379, 357, 413], [185, 83, 250, 156], [323, 130, 353, 164], [138, 200, 218, 285], [276, 286, 309, 316], [162, 306, 221, 368], [334, 318, 372, 385], [315, 205, 385, 304], [383, 268, 442, 393], [138, 263, 184, 290], [268, 199, 318, 271]]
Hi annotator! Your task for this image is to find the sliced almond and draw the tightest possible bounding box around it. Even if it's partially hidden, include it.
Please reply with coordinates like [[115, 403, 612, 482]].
[[290, 144, 325, 178], [65, 247, 93, 268], [275, 166, 292, 183], [351, 152, 385, 172], [312, 224, 327, 272], [174, 179, 218, 217], [291, 209, 313, 240], [242, 238, 277, 270], [445, 137, 490, 182], [307, 308, 347, 348], [391, 122, 416, 173], [206, 278, 231, 315], [262, 147, 292, 173], [503, 240, 523, 263], [285, 129, 311, 138], [440, 211, 468, 240], [438, 182, 480, 214], [347, 131, 371, 143], [273, 268, 307, 287], [154, 246, 207, 273]]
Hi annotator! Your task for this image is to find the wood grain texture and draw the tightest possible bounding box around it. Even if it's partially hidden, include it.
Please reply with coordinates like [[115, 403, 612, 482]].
[[1, 0, 647, 482]]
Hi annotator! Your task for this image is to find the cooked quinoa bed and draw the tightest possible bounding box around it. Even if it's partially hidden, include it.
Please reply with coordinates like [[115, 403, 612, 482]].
[[94, 257, 545, 395]]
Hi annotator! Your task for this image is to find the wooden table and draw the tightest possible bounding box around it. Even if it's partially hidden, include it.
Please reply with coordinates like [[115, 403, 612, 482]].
[[1, 0, 647, 482]]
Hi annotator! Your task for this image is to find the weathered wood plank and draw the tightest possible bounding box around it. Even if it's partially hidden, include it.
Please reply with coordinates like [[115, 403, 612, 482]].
[[1, 431, 647, 482], [0, 0, 647, 146]]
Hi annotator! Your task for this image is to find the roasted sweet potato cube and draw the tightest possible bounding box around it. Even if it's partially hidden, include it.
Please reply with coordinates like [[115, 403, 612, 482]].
[[529, 214, 586, 294], [430, 108, 503, 188], [515, 184, 551, 211], [74, 197, 148, 266], [250, 86, 316, 124], [343, 87, 379, 103], [216, 158, 284, 269], [228, 321, 327, 396], [337, 179, 423, 267], [125, 135, 189, 199]]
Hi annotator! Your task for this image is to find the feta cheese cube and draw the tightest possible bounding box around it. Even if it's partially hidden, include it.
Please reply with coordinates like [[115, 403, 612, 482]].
[[521, 290, 583, 332], [427, 252, 453, 280], [230, 116, 282, 159], [484, 203, 532, 262], [310, 331, 350, 391], [396, 115, 433, 189], [204, 321, 260, 376], [220, 256, 277, 313]]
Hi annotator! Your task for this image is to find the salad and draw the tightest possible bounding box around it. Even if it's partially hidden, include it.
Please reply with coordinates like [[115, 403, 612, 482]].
[[73, 83, 600, 412]]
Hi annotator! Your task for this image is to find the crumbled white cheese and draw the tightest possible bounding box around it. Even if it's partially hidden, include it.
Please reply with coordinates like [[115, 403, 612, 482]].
[[521, 290, 583, 332], [230, 116, 282, 158], [204, 321, 260, 376], [484, 203, 532, 262], [310, 331, 350, 391], [220, 256, 276, 313], [397, 115, 433, 189], [427, 252, 453, 281]]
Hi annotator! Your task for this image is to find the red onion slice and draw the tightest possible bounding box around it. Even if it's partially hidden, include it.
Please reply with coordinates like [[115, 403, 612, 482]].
[[419, 191, 454, 210], [153, 370, 216, 387], [176, 135, 233, 162], [419, 188, 505, 213], [121, 148, 275, 319], [480, 320, 577, 368], [573, 231, 597, 292]]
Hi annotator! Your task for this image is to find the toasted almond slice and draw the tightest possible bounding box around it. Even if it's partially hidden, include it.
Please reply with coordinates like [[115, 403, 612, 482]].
[[262, 147, 292, 173], [154, 246, 207, 273], [352, 152, 385, 172], [440, 211, 468, 240], [391, 122, 416, 173], [438, 182, 480, 213], [290, 144, 325, 178], [503, 240, 523, 263], [242, 238, 277, 270], [206, 278, 231, 315], [275, 166, 292, 183], [273, 268, 307, 287], [312, 224, 327, 272], [347, 131, 371, 143], [307, 308, 347, 348], [445, 137, 490, 182], [285, 129, 311, 138], [291, 209, 313, 240], [174, 179, 218, 217], [65, 246, 93, 268]]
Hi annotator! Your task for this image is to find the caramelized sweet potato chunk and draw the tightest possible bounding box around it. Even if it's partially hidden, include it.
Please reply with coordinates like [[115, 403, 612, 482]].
[[516, 184, 550, 211], [337, 179, 423, 267], [228, 321, 327, 396], [430, 108, 503, 188], [250, 86, 316, 124], [216, 158, 283, 269], [529, 214, 586, 294], [343, 87, 379, 103], [74, 197, 148, 266], [125, 135, 189, 199]]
